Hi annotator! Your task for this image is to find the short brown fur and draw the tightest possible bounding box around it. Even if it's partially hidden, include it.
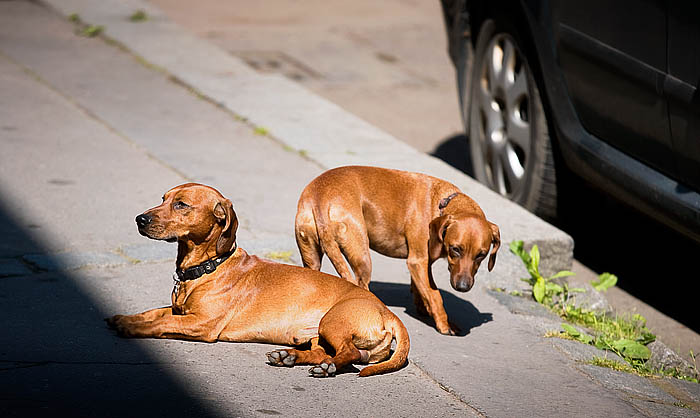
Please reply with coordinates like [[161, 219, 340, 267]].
[[295, 166, 500, 335], [107, 183, 409, 377]]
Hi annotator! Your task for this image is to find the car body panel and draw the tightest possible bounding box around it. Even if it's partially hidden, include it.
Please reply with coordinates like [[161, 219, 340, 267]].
[[441, 0, 700, 241], [668, 2, 700, 191]]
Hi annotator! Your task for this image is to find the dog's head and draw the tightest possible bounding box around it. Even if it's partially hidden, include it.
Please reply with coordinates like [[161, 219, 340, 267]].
[[429, 214, 500, 292], [135, 183, 237, 255]]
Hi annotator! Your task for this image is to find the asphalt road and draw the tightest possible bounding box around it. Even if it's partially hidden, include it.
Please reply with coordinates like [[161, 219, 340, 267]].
[[147, 0, 699, 360]]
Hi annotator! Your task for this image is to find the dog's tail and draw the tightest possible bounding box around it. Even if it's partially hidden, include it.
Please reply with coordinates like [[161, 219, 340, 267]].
[[358, 311, 410, 377]]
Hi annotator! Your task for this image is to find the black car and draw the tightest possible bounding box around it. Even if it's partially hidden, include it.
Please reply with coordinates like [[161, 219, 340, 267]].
[[441, 0, 700, 242]]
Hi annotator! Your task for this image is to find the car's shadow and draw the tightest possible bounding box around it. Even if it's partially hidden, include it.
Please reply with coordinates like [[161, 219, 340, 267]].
[[370, 281, 492, 337], [430, 133, 474, 177]]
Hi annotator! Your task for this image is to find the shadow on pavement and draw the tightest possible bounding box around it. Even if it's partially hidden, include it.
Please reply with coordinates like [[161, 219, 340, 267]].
[[370, 281, 493, 337], [0, 199, 221, 417]]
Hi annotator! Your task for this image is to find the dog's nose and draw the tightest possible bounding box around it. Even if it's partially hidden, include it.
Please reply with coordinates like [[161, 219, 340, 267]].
[[454, 281, 470, 292], [135, 214, 152, 228], [453, 276, 474, 292]]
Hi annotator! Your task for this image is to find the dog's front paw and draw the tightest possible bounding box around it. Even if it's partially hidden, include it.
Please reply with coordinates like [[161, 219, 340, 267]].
[[267, 349, 297, 367], [436, 321, 460, 336], [105, 315, 135, 337], [308, 361, 336, 378], [105, 315, 124, 329]]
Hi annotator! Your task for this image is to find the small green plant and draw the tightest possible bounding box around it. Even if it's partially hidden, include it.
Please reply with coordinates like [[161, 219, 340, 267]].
[[674, 401, 691, 410], [591, 272, 617, 292], [253, 126, 269, 136], [691, 350, 699, 375], [560, 323, 593, 344], [509, 240, 576, 304], [79, 25, 104, 38], [509, 240, 674, 380], [660, 366, 699, 383], [589, 356, 648, 376], [129, 10, 148, 22], [67, 13, 103, 38]]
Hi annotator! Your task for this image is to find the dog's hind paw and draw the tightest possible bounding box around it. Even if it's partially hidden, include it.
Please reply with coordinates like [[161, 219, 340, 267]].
[[267, 349, 296, 367], [105, 315, 121, 329], [308, 361, 336, 378]]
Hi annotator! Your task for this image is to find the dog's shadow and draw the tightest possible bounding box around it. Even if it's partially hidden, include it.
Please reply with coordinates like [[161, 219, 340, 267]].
[[369, 281, 492, 337]]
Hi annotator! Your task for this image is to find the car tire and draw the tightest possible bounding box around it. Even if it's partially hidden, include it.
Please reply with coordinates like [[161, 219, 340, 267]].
[[465, 19, 557, 219]]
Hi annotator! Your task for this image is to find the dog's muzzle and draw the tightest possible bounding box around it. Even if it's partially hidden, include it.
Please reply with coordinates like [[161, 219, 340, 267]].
[[452, 275, 474, 292]]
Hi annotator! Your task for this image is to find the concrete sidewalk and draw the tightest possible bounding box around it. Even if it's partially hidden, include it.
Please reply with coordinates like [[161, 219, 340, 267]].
[[0, 0, 697, 416]]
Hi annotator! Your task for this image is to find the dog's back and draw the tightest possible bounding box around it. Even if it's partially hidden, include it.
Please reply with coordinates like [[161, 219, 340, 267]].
[[294, 166, 459, 285]]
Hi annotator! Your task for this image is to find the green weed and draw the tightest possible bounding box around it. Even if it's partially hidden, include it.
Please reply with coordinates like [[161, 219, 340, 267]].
[[674, 401, 691, 410], [589, 356, 650, 377], [509, 240, 577, 305], [129, 10, 148, 22], [79, 25, 104, 38], [253, 126, 269, 136], [510, 240, 662, 377], [591, 272, 617, 292]]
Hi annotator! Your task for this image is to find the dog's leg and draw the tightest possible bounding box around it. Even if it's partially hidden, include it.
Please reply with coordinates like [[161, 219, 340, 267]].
[[405, 241, 456, 335], [267, 337, 331, 368], [107, 309, 222, 342], [320, 223, 357, 285], [336, 219, 372, 290], [306, 298, 390, 377], [410, 280, 430, 317], [106, 306, 171, 327]]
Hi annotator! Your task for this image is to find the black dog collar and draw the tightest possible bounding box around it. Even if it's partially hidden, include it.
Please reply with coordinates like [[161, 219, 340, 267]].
[[439, 192, 460, 214], [173, 244, 237, 282]]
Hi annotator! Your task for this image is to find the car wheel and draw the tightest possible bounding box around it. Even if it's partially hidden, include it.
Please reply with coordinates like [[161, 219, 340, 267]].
[[465, 20, 557, 219]]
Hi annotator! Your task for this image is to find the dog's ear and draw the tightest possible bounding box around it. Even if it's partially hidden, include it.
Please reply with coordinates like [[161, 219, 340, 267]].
[[487, 221, 501, 271], [428, 215, 452, 261], [214, 199, 238, 255]]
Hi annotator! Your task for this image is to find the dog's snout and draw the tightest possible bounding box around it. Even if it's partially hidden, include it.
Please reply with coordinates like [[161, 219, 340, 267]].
[[135, 214, 152, 228], [452, 275, 474, 293]]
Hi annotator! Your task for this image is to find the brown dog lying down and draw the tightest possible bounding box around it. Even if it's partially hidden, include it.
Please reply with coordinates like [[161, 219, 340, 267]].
[[106, 183, 409, 377], [295, 166, 500, 335]]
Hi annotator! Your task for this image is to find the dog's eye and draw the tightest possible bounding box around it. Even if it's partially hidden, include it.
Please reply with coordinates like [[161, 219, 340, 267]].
[[449, 246, 461, 258], [173, 201, 190, 210], [476, 251, 487, 261]]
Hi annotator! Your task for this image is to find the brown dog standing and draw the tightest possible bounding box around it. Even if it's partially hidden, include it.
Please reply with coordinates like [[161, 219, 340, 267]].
[[295, 166, 500, 335], [106, 183, 409, 377]]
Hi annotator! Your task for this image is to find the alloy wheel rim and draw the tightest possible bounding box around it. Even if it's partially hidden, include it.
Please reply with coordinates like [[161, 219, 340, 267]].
[[474, 34, 531, 198]]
